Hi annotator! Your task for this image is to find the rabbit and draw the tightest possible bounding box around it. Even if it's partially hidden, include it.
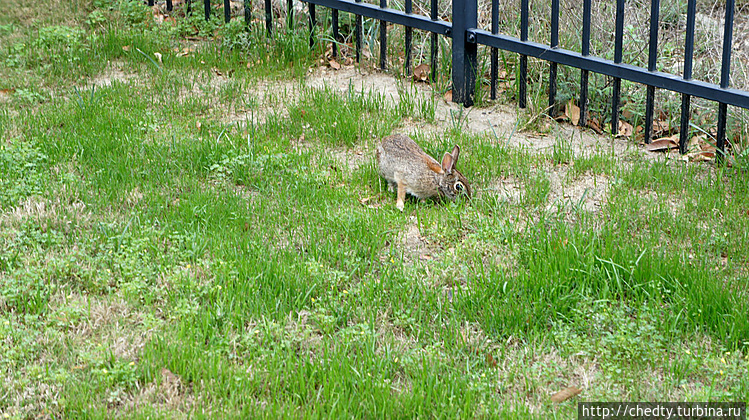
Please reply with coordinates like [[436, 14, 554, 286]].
[[376, 134, 472, 211]]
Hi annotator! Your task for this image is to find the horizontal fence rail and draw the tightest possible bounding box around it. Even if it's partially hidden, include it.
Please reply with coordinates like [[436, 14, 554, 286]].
[[182, 0, 749, 157], [300, 0, 451, 36], [468, 31, 749, 110]]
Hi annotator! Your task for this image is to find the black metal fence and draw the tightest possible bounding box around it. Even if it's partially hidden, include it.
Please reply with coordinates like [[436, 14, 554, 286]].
[[163, 0, 749, 156]]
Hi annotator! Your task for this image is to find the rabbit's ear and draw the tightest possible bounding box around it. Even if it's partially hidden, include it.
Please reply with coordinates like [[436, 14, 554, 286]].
[[451, 145, 461, 163], [441, 152, 455, 173]]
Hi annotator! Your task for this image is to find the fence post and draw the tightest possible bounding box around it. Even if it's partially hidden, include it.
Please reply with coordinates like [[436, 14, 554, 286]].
[[716, 0, 735, 161], [452, 0, 478, 106]]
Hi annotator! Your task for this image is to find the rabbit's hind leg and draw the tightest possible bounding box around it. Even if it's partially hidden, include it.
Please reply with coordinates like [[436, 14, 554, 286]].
[[396, 181, 406, 211]]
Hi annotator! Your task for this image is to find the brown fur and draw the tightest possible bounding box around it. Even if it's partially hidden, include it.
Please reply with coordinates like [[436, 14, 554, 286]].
[[376, 134, 471, 210]]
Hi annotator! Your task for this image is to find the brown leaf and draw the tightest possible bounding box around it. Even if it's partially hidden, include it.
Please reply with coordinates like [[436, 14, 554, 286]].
[[589, 118, 603, 134], [698, 136, 716, 153], [196, 121, 202, 130], [0, 88, 16, 95], [419, 254, 433, 261], [565, 100, 580, 126], [652, 120, 669, 137], [646, 135, 679, 152], [444, 90, 453, 102], [122, 45, 131, 52], [617, 121, 633, 137], [177, 47, 194, 57], [344, 57, 354, 66], [211, 67, 223, 76], [551, 386, 582, 403], [329, 59, 341, 70], [689, 150, 715, 162], [413, 64, 430, 82], [358, 196, 382, 209], [486, 353, 498, 368]]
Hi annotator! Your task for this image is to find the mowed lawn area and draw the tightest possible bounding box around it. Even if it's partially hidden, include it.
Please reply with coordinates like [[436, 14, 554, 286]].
[[1, 0, 748, 418]]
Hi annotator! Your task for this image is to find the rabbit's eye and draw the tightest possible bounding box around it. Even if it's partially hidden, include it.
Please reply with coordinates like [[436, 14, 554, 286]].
[[455, 181, 464, 191]]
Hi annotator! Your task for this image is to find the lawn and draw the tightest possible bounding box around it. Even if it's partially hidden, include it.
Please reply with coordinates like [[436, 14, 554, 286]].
[[1, 0, 748, 418]]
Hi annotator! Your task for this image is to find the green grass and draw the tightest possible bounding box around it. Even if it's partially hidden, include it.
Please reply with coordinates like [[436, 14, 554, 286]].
[[1, 1, 749, 418]]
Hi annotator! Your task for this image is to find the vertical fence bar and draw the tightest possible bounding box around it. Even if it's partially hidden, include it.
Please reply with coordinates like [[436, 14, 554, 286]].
[[643, 0, 660, 143], [405, 0, 413, 76], [224, 0, 231, 22], [265, 0, 272, 35], [679, 0, 697, 154], [490, 0, 498, 100], [148, 0, 154, 6], [204, 0, 211, 21], [332, 10, 340, 58], [167, 0, 173, 12], [187, 0, 192, 15], [611, 0, 625, 135], [309, 4, 316, 47], [245, 0, 251, 25], [452, 0, 478, 105], [548, 0, 559, 117], [579, 0, 591, 126], [356, 0, 363, 63], [716, 0, 735, 159], [519, 0, 528, 109], [380, 0, 387, 70], [287, 0, 294, 28], [430, 0, 438, 82]]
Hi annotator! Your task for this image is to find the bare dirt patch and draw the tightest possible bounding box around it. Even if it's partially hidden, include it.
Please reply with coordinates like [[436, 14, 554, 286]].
[[123, 367, 196, 417], [547, 169, 609, 214], [490, 168, 609, 214], [328, 145, 370, 172], [222, 78, 299, 126], [91, 61, 135, 88], [491, 175, 525, 204], [306, 67, 637, 155]]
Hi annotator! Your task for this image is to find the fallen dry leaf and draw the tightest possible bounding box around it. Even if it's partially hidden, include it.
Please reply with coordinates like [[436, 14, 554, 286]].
[[652, 120, 669, 137], [344, 57, 354, 66], [196, 121, 202, 130], [688, 150, 715, 162], [413, 64, 430, 82], [444, 90, 453, 102], [122, 45, 131, 52], [589, 118, 603, 134], [176, 47, 194, 57], [565, 99, 580, 126], [646, 135, 679, 152], [551, 386, 582, 403], [486, 353, 497, 368], [617, 121, 633, 137], [329, 59, 341, 70], [358, 196, 382, 209]]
